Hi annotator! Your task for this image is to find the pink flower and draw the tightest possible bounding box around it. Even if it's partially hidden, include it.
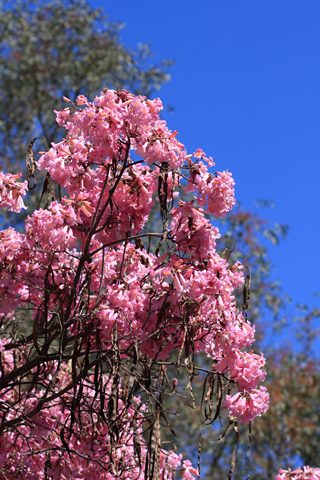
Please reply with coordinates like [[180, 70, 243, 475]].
[[216, 349, 266, 390], [181, 460, 199, 480], [0, 172, 28, 212], [276, 466, 320, 480], [224, 386, 269, 424]]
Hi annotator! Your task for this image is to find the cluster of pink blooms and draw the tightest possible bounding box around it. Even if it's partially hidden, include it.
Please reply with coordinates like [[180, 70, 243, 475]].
[[1, 87, 307, 478], [276, 467, 320, 480], [224, 387, 269, 424], [185, 149, 235, 217], [0, 172, 27, 213]]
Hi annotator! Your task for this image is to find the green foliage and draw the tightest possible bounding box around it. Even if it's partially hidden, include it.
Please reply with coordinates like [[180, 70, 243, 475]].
[[216, 204, 289, 325], [0, 0, 172, 225]]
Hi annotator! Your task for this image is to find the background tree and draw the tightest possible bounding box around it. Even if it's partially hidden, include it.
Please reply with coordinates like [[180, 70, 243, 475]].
[[0, 0, 172, 224]]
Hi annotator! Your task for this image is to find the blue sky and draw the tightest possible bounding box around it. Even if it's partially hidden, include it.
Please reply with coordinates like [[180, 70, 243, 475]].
[[90, 0, 320, 321]]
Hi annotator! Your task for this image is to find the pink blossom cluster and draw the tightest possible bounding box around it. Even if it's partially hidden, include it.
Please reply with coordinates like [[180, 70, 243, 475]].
[[197, 170, 236, 217], [215, 349, 266, 390], [224, 387, 269, 424], [184, 151, 235, 217], [0, 172, 27, 213], [0, 88, 272, 476], [276, 467, 320, 480]]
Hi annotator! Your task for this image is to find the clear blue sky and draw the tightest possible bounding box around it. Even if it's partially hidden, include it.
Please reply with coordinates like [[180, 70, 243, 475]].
[[91, 0, 320, 319]]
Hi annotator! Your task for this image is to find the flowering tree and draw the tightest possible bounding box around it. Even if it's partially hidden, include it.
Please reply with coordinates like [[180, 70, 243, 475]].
[[0, 89, 316, 479]]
